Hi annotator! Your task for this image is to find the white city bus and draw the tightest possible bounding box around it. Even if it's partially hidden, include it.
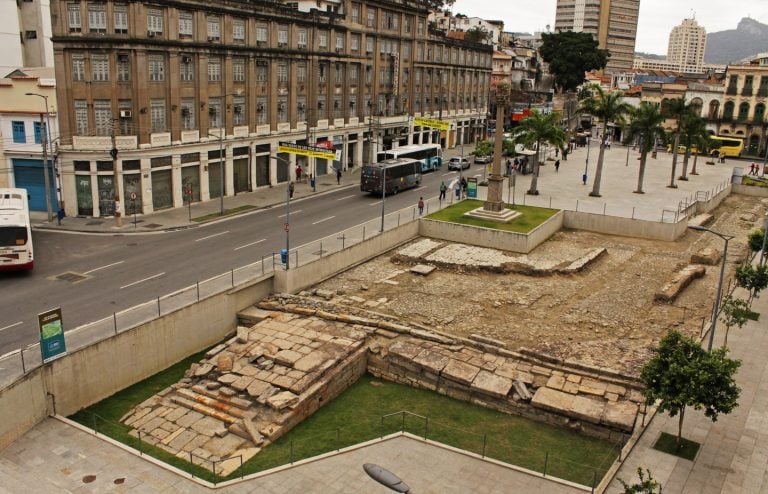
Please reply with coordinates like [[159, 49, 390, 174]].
[[377, 144, 442, 172], [0, 188, 34, 271]]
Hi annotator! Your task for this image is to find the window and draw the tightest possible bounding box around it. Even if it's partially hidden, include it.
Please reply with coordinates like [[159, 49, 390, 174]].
[[148, 54, 165, 81], [365, 65, 372, 84], [33, 121, 46, 144], [405, 16, 411, 33], [208, 97, 222, 128], [350, 64, 358, 82], [25, 31, 37, 39], [318, 63, 327, 83], [256, 97, 267, 124], [297, 96, 306, 120], [181, 98, 196, 130], [91, 54, 109, 81], [178, 11, 193, 37], [256, 23, 267, 44], [87, 3, 106, 32], [351, 34, 359, 52], [72, 54, 85, 81], [335, 33, 344, 51], [297, 62, 306, 83], [67, 3, 81, 32], [277, 97, 288, 122], [207, 15, 220, 41], [113, 3, 128, 33], [417, 18, 425, 35], [11, 121, 25, 143], [366, 9, 375, 28], [233, 19, 245, 42], [208, 57, 221, 81], [277, 62, 288, 83], [117, 55, 130, 81], [366, 36, 373, 54], [256, 62, 267, 82], [233, 96, 246, 125], [333, 96, 342, 117], [74, 100, 88, 135], [180, 55, 193, 81], [335, 64, 343, 84], [298, 29, 307, 48], [94, 100, 111, 135], [403, 42, 411, 59], [147, 8, 163, 34], [150, 99, 166, 132], [319, 31, 328, 49], [232, 57, 245, 82], [351, 4, 360, 23], [278, 26, 288, 46], [118, 100, 131, 135], [416, 43, 422, 61]]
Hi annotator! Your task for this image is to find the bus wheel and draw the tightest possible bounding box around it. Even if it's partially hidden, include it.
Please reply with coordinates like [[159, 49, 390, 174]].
[[393, 187, 399, 195]]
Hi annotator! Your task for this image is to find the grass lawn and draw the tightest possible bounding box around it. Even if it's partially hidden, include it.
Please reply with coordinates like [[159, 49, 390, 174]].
[[73, 366, 618, 486], [426, 199, 558, 233], [652, 432, 700, 461], [193, 204, 257, 222], [742, 177, 768, 188]]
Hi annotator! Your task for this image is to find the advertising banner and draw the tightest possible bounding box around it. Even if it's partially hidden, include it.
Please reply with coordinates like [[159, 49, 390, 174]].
[[38, 307, 66, 363], [467, 177, 478, 199], [278, 142, 337, 161], [413, 118, 450, 131]]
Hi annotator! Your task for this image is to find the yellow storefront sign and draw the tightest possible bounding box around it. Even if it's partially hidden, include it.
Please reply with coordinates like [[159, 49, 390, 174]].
[[278, 142, 337, 160], [413, 117, 450, 131]]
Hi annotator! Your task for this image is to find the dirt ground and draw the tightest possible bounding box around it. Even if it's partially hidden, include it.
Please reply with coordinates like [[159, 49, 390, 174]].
[[316, 194, 766, 377]]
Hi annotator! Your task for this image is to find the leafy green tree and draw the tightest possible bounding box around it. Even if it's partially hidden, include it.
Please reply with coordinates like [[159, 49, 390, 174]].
[[719, 295, 750, 348], [748, 229, 767, 255], [663, 98, 691, 189], [735, 264, 768, 306], [690, 132, 716, 175], [678, 114, 707, 181], [619, 467, 662, 493], [465, 26, 491, 44], [578, 85, 632, 197], [539, 32, 609, 92], [641, 330, 741, 447], [502, 138, 516, 156], [472, 140, 494, 157], [511, 110, 566, 195], [626, 102, 666, 194]]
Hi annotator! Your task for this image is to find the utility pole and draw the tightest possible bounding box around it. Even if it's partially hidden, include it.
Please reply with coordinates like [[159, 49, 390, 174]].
[[110, 119, 122, 227], [38, 114, 52, 222]]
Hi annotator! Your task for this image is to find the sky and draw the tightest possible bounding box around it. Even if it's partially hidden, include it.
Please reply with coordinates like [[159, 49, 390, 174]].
[[451, 0, 768, 55]]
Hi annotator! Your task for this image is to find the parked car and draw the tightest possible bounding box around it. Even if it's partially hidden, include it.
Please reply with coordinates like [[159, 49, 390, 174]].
[[473, 154, 492, 164], [447, 157, 471, 170]]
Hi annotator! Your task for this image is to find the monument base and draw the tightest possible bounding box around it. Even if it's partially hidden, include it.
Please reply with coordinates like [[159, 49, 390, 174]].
[[464, 206, 521, 223]]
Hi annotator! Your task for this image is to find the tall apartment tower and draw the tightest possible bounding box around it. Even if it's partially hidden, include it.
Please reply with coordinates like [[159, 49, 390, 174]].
[[553, 0, 640, 73], [667, 18, 706, 72]]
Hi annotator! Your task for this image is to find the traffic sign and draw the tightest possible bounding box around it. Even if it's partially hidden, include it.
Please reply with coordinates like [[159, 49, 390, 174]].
[[284, 223, 290, 232], [129, 192, 137, 201]]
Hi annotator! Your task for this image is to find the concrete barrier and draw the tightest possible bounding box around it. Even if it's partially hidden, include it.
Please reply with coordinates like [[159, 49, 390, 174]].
[[274, 221, 419, 294], [418, 211, 564, 253], [0, 369, 48, 449], [732, 183, 768, 198], [563, 211, 687, 241], [696, 185, 732, 214]]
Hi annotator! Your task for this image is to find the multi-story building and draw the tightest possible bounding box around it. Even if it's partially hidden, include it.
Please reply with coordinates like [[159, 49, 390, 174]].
[[667, 18, 706, 72], [553, 0, 639, 73], [430, 12, 503, 48], [0, 0, 55, 74], [716, 55, 768, 156], [50, 0, 491, 218]]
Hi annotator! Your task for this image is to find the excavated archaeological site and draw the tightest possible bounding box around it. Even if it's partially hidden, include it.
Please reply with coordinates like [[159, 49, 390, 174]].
[[119, 194, 766, 474]]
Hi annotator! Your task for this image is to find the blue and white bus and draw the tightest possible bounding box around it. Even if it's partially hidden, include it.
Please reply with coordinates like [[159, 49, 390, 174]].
[[377, 144, 442, 172], [0, 188, 34, 271]]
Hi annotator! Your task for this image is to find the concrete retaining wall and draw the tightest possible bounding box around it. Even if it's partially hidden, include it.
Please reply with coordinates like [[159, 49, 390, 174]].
[[732, 184, 768, 198], [418, 211, 564, 253], [563, 211, 687, 241], [274, 221, 419, 294], [0, 369, 48, 449], [696, 185, 732, 214]]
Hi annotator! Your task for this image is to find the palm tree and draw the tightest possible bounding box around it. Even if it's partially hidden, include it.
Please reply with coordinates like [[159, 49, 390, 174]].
[[678, 114, 707, 180], [578, 85, 632, 197], [626, 102, 666, 194], [511, 110, 566, 195], [664, 97, 691, 188]]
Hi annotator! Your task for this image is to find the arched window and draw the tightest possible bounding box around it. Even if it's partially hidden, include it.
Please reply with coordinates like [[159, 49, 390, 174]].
[[708, 100, 720, 119], [690, 98, 703, 117], [755, 103, 766, 123], [723, 101, 735, 121], [738, 102, 750, 121], [749, 135, 760, 155]]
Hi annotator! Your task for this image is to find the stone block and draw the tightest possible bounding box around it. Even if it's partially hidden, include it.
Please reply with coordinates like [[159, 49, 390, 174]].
[[513, 380, 532, 401], [217, 373, 239, 385], [530, 365, 552, 376], [606, 384, 627, 396], [166, 429, 198, 451], [562, 381, 580, 394], [579, 378, 607, 397], [410, 264, 436, 276], [602, 400, 638, 431], [569, 394, 606, 425], [217, 353, 234, 372], [547, 375, 566, 391], [246, 380, 272, 398], [190, 416, 228, 437], [566, 374, 582, 383], [293, 351, 328, 372], [655, 264, 706, 302], [442, 359, 481, 386], [274, 349, 303, 367], [175, 410, 204, 428], [194, 363, 214, 377], [231, 376, 255, 392], [413, 349, 451, 374], [471, 370, 512, 399], [267, 391, 300, 410], [532, 387, 574, 414], [691, 247, 721, 265], [272, 375, 296, 390], [203, 434, 245, 458]]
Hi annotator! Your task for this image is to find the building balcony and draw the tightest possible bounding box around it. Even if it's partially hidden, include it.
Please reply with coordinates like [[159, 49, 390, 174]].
[[741, 87, 754, 96], [726, 87, 738, 96], [758, 88, 768, 97]]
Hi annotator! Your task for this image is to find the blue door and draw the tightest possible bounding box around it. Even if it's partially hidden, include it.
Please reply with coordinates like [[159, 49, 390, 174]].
[[12, 159, 56, 212]]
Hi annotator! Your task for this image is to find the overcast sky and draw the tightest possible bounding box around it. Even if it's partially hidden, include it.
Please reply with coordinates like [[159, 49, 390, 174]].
[[452, 0, 768, 55]]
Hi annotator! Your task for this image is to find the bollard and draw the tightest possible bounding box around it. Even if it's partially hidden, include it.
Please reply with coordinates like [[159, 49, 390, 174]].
[[342, 233, 345, 249], [320, 241, 323, 257], [212, 461, 217, 485], [231, 269, 234, 287], [20, 348, 25, 374], [113, 312, 118, 334], [363, 225, 366, 240], [196, 281, 200, 301], [157, 297, 161, 317], [591, 471, 597, 493], [189, 452, 194, 477]]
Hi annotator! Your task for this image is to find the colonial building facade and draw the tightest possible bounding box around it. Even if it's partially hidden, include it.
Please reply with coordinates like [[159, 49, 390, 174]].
[[50, 0, 491, 217]]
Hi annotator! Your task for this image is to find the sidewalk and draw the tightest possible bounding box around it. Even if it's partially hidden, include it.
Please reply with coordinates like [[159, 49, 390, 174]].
[[607, 285, 768, 493]]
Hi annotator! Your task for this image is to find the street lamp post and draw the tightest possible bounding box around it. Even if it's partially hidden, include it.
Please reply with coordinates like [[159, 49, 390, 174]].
[[380, 166, 386, 232], [583, 136, 591, 185], [25, 93, 55, 222], [689, 225, 735, 351], [270, 155, 292, 269], [760, 212, 768, 266]]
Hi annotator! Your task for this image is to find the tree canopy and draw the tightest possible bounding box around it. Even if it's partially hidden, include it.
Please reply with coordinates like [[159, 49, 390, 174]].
[[626, 102, 666, 193], [511, 110, 566, 195], [539, 32, 609, 92]]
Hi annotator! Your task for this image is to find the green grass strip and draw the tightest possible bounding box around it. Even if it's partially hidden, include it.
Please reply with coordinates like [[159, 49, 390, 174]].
[[426, 200, 558, 233], [652, 431, 700, 461]]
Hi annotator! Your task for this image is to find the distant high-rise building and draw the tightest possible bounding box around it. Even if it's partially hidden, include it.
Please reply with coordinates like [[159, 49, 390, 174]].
[[553, 0, 640, 73], [667, 18, 707, 72]]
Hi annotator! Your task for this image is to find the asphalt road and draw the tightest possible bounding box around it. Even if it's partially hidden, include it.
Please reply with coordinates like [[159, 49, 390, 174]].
[[0, 156, 488, 355]]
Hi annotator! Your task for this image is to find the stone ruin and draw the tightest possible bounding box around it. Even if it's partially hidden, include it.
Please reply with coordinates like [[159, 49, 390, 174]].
[[120, 293, 642, 475]]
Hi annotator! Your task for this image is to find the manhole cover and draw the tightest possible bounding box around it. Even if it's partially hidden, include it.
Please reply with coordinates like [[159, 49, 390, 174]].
[[82, 475, 96, 483], [85, 221, 103, 226], [144, 223, 163, 229], [56, 272, 88, 283]]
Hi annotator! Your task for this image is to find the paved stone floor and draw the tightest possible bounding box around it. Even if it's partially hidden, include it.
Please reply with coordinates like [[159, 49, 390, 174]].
[[0, 423, 585, 493]]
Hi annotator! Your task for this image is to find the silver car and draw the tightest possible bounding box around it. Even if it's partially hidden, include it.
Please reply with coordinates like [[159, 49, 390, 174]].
[[474, 154, 492, 164], [448, 157, 470, 170]]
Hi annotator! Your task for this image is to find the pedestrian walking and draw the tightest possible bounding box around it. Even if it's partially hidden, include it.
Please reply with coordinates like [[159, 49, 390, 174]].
[[289, 181, 295, 199], [336, 167, 342, 184], [296, 165, 303, 183], [439, 181, 447, 201], [506, 159, 512, 176], [460, 177, 467, 198], [555, 159, 560, 172], [555, 147, 559, 158], [751, 163, 757, 175], [563, 148, 568, 161], [418, 196, 424, 215]]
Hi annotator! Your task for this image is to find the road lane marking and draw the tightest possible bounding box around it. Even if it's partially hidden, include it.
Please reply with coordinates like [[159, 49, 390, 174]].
[[278, 210, 301, 218], [442, 171, 457, 176], [369, 201, 382, 206], [120, 272, 165, 289], [312, 216, 336, 225], [234, 239, 266, 251], [336, 194, 355, 201], [83, 260, 124, 275], [0, 321, 22, 333], [195, 231, 229, 242]]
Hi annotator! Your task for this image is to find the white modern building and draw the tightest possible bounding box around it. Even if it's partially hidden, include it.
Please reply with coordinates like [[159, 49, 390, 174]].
[[667, 18, 707, 72], [0, 0, 54, 74]]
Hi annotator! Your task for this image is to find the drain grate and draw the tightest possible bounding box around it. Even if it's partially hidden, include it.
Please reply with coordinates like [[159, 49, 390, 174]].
[[144, 223, 163, 229], [56, 272, 88, 283]]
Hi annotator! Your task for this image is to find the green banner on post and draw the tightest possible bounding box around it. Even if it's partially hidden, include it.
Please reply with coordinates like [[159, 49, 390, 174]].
[[466, 177, 478, 199], [39, 307, 67, 363]]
